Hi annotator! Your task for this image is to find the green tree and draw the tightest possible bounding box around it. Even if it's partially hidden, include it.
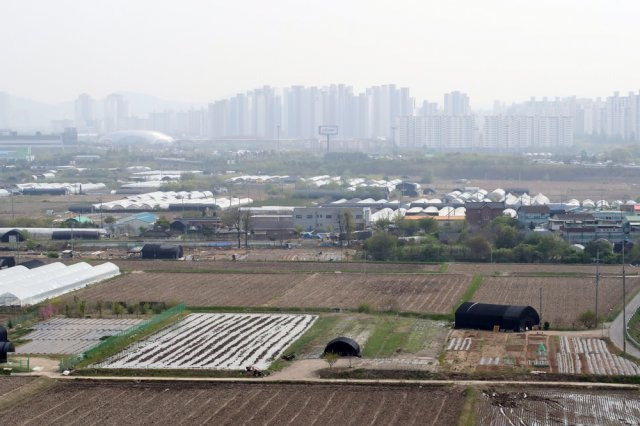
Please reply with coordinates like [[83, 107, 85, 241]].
[[494, 225, 521, 249], [155, 216, 171, 231], [417, 217, 437, 234], [364, 232, 398, 261], [513, 243, 536, 262], [465, 236, 491, 261], [324, 352, 340, 369], [112, 302, 124, 318], [374, 218, 392, 232]]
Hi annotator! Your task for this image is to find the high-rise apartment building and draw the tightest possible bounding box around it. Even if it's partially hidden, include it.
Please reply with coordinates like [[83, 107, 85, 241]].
[[74, 93, 96, 131], [103, 93, 129, 133]]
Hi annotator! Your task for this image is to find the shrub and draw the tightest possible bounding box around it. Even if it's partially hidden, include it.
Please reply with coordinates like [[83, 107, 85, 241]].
[[357, 303, 372, 314], [47, 251, 59, 258], [578, 310, 596, 329]]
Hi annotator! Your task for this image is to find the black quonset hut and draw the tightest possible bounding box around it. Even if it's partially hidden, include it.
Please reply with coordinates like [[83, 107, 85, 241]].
[[323, 337, 361, 357], [455, 302, 540, 332], [141, 244, 184, 260]]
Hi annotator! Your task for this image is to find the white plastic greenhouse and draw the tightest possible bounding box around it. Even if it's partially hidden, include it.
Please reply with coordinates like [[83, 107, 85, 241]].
[[0, 262, 120, 306]]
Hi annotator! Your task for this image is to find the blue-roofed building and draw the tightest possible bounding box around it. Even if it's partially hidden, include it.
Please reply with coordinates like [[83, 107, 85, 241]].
[[111, 212, 158, 236]]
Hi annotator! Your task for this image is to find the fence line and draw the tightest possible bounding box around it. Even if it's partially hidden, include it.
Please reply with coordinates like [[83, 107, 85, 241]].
[[59, 304, 186, 372]]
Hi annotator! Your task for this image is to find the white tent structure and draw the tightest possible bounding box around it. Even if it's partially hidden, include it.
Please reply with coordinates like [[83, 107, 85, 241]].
[[0, 262, 120, 306]]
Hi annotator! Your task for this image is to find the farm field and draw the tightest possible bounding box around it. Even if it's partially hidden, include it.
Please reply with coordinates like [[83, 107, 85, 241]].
[[0, 376, 35, 397], [2, 380, 465, 425], [95, 313, 316, 370], [555, 336, 640, 375], [108, 259, 441, 274], [475, 387, 640, 425], [472, 276, 640, 328], [444, 329, 640, 376], [16, 318, 144, 355], [448, 262, 625, 276], [69, 272, 470, 313]]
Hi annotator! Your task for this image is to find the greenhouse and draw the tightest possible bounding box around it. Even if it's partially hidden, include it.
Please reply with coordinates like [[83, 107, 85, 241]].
[[0, 262, 120, 306]]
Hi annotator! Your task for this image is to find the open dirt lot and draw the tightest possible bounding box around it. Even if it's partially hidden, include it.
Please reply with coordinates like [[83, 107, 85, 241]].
[[472, 275, 640, 328], [3, 380, 465, 425], [68, 272, 470, 313]]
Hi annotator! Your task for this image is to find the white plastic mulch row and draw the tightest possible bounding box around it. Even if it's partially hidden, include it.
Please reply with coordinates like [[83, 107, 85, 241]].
[[94, 313, 317, 370], [447, 337, 472, 351], [556, 337, 640, 376]]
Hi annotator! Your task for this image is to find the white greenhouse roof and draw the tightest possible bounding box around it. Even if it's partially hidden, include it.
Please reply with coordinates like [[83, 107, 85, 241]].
[[0, 262, 120, 306]]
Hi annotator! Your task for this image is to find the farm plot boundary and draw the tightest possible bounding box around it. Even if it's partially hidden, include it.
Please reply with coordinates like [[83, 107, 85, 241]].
[[93, 313, 317, 370], [68, 272, 471, 315], [62, 304, 187, 371]]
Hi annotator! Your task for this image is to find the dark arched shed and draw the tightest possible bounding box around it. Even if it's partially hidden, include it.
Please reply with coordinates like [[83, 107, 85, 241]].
[[455, 302, 540, 332], [0, 229, 26, 242], [141, 244, 184, 260], [323, 337, 361, 357]]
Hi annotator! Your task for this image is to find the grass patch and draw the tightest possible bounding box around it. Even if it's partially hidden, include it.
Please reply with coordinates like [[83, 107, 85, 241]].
[[269, 315, 340, 371], [438, 263, 449, 273], [457, 388, 476, 426], [629, 310, 640, 344], [363, 318, 413, 358], [454, 275, 483, 312]]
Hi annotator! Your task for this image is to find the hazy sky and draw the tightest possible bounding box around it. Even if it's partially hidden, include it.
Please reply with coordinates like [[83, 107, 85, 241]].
[[1, 0, 639, 107]]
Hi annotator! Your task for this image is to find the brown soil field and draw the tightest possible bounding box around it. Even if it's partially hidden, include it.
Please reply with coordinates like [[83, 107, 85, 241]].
[[433, 177, 640, 201], [109, 259, 441, 274], [0, 376, 35, 397], [68, 272, 471, 313], [472, 276, 640, 328], [0, 194, 121, 221], [448, 262, 624, 276], [3, 380, 465, 425]]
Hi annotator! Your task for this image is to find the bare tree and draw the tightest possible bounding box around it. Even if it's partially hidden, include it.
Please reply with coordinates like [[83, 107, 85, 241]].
[[222, 207, 242, 248], [240, 209, 253, 249], [337, 209, 355, 245]]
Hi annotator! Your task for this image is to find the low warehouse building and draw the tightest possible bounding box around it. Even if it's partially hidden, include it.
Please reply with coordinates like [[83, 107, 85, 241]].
[[323, 337, 361, 357], [455, 302, 540, 332]]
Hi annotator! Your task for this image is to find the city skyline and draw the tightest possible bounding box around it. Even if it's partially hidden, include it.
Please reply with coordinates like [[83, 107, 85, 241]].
[[3, 85, 640, 151]]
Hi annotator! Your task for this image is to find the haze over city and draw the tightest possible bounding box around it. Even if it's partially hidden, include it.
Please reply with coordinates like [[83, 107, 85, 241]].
[[2, 0, 640, 107]]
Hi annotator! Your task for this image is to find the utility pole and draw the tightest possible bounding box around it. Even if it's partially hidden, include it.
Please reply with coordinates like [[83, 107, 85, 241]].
[[623, 239, 627, 355], [595, 249, 600, 327], [539, 287, 543, 327]]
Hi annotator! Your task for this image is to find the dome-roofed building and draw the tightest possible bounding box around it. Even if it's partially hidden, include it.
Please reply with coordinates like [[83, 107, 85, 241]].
[[98, 130, 174, 146]]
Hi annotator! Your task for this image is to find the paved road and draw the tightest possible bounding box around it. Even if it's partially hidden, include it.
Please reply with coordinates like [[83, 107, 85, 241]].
[[609, 284, 640, 359]]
